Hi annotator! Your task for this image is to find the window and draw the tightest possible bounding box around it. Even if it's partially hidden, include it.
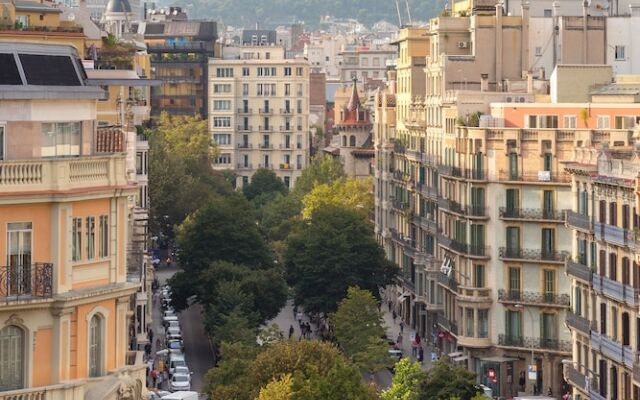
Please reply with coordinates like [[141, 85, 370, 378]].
[[540, 313, 557, 346], [86, 217, 95, 260], [542, 228, 554, 257], [284, 176, 290, 188], [615, 45, 626, 61], [361, 57, 369, 66], [242, 83, 249, 96], [284, 67, 291, 76], [213, 84, 231, 93], [89, 314, 103, 377], [478, 309, 488, 338], [508, 153, 518, 180], [526, 115, 558, 128], [41, 122, 81, 157], [564, 115, 577, 128], [597, 115, 610, 129], [216, 154, 231, 164], [505, 188, 519, 213], [508, 267, 521, 299], [213, 100, 231, 110], [0, 326, 24, 391], [372, 57, 380, 67], [72, 218, 82, 261], [296, 67, 303, 76], [535, 46, 542, 56], [349, 135, 356, 146], [285, 84, 291, 96], [213, 117, 231, 128], [506, 226, 520, 255], [543, 270, 555, 301], [16, 15, 29, 27], [215, 68, 233, 77], [242, 67, 250, 76], [505, 310, 522, 340], [474, 264, 485, 288], [543, 8, 552, 16], [213, 134, 231, 145], [0, 125, 4, 160], [615, 116, 636, 129], [600, 302, 607, 334], [466, 308, 474, 337], [543, 153, 552, 172], [99, 216, 108, 258]]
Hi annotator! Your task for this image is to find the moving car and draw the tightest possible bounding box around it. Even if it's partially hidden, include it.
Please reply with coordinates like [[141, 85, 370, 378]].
[[169, 373, 191, 392]]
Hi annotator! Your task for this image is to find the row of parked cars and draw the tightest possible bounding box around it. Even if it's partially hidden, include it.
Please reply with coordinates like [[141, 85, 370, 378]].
[[160, 285, 195, 397]]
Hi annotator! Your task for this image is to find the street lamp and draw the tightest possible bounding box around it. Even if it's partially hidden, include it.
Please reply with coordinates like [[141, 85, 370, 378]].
[[514, 303, 536, 394]]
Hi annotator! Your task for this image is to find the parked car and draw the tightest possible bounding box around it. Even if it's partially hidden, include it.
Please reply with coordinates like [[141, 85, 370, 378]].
[[169, 373, 191, 392], [173, 366, 191, 377], [161, 391, 198, 400], [168, 354, 186, 377], [148, 390, 171, 400], [167, 339, 184, 353], [163, 315, 179, 328]]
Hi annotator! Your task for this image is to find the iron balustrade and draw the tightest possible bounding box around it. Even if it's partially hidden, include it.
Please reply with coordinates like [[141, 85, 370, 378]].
[[566, 311, 595, 335], [498, 334, 571, 352], [566, 258, 593, 283], [592, 274, 639, 306], [436, 313, 458, 335], [499, 207, 564, 221], [499, 247, 569, 263], [0, 263, 53, 300], [566, 210, 593, 231], [497, 289, 570, 306]]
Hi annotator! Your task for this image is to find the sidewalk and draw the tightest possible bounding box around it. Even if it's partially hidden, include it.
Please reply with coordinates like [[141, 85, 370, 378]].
[[267, 299, 321, 340], [381, 304, 434, 371]]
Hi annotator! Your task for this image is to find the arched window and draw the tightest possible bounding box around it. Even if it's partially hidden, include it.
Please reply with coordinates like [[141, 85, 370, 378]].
[[350, 135, 356, 146], [89, 314, 103, 377], [0, 326, 25, 391], [342, 135, 347, 146]]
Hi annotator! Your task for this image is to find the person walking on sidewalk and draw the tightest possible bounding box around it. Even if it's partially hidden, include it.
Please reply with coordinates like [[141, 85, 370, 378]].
[[411, 339, 418, 357], [396, 332, 403, 345], [288, 325, 294, 339], [418, 346, 424, 364], [399, 321, 404, 334], [392, 310, 397, 322], [150, 368, 158, 388]]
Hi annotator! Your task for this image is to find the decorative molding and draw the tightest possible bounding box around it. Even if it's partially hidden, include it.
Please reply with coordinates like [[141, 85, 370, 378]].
[[4, 313, 25, 327]]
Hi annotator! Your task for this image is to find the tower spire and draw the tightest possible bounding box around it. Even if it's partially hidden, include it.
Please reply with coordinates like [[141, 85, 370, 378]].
[[346, 77, 360, 112]]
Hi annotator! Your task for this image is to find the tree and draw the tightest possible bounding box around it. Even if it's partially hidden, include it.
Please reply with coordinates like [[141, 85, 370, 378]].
[[417, 359, 481, 400], [381, 358, 423, 400], [210, 306, 257, 346], [292, 156, 345, 198], [259, 374, 293, 400], [205, 341, 260, 400], [176, 195, 272, 272], [301, 178, 373, 219], [285, 205, 397, 314], [332, 287, 389, 372], [290, 358, 378, 400], [243, 168, 287, 201]]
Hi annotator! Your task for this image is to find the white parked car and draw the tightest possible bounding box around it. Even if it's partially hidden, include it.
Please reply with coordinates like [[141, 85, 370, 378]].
[[169, 373, 191, 392], [168, 354, 186, 377]]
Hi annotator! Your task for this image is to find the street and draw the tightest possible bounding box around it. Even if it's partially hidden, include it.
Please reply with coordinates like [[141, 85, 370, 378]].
[[152, 264, 215, 394]]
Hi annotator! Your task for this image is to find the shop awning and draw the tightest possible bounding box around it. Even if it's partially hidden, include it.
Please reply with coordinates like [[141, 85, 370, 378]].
[[448, 351, 463, 358], [479, 356, 520, 363], [453, 355, 468, 362]]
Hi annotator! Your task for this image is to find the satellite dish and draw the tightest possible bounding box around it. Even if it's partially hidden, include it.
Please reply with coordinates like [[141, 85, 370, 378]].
[[67, 12, 75, 21]]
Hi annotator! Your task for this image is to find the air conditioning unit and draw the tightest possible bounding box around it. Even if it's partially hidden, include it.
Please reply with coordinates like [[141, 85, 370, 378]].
[[457, 41, 469, 49]]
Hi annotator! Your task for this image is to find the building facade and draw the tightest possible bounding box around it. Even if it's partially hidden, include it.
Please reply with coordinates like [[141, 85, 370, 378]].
[[0, 43, 145, 399], [209, 45, 310, 188]]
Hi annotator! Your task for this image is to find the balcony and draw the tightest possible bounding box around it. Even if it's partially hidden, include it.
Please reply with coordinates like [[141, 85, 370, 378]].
[[237, 125, 252, 132], [456, 286, 492, 303], [499, 207, 564, 222], [437, 313, 458, 335], [416, 182, 438, 199], [497, 170, 571, 184], [592, 274, 639, 306], [594, 222, 632, 247], [389, 228, 416, 251], [259, 108, 273, 115], [591, 331, 634, 367], [0, 263, 53, 301], [236, 163, 253, 170], [279, 144, 292, 149], [0, 155, 129, 194], [497, 289, 570, 307], [390, 198, 410, 213], [566, 311, 594, 335], [237, 143, 253, 149], [280, 108, 292, 114], [566, 366, 587, 391], [147, 41, 212, 52], [497, 334, 571, 352], [280, 125, 293, 132], [412, 215, 438, 234], [258, 164, 274, 170], [297, 125, 303, 131], [237, 108, 252, 114], [0, 381, 85, 400], [566, 210, 593, 231], [258, 125, 274, 132], [566, 258, 592, 283], [279, 163, 293, 170], [437, 272, 458, 292], [499, 247, 568, 264], [259, 144, 273, 149]]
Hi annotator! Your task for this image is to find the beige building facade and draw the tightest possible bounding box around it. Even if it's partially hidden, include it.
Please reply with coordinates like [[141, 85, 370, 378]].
[[209, 46, 310, 188]]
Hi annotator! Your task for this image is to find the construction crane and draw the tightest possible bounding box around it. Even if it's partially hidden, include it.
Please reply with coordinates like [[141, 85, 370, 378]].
[[394, 0, 413, 27]]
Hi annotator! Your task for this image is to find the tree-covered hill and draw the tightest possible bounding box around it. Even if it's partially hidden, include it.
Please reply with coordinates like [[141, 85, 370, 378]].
[[160, 0, 448, 29]]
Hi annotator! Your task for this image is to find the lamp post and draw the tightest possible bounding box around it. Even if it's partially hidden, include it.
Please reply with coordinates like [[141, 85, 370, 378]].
[[515, 303, 536, 394]]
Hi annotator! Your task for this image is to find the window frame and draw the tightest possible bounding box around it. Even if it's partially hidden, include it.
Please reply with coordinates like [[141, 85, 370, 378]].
[[0, 124, 5, 161], [86, 216, 95, 260], [99, 215, 108, 259], [72, 217, 82, 262]]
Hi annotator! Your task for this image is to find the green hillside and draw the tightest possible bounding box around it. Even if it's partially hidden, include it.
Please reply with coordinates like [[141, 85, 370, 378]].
[[163, 0, 448, 28]]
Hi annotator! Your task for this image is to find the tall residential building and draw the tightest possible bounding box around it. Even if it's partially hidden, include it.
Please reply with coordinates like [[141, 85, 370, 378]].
[[0, 43, 145, 398], [208, 45, 310, 188], [374, 6, 628, 398], [143, 14, 218, 119], [339, 45, 396, 84]]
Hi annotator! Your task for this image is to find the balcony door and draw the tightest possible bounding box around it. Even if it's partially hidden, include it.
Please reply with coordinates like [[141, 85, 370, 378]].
[[505, 310, 522, 343], [542, 228, 555, 258], [506, 227, 520, 257], [0, 125, 4, 160], [5, 223, 32, 297], [543, 190, 553, 219], [0, 326, 24, 391], [506, 189, 519, 214], [540, 313, 557, 348]]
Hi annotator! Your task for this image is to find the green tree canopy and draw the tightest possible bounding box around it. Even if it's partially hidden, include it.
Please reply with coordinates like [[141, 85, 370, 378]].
[[381, 358, 423, 400], [332, 287, 389, 372], [291, 155, 345, 198], [301, 178, 373, 219], [417, 359, 480, 400], [285, 205, 397, 314], [176, 195, 272, 272], [243, 168, 288, 201]]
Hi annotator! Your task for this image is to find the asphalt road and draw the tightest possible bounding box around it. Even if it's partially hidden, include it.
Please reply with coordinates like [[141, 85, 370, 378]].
[[154, 265, 215, 394]]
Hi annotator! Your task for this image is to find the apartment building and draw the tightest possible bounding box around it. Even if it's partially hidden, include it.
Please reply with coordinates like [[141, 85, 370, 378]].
[[208, 45, 310, 188], [0, 43, 145, 398], [339, 45, 396, 84], [143, 13, 218, 119]]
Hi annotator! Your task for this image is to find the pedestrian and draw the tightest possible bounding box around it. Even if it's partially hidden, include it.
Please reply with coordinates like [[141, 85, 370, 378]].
[[396, 332, 403, 345], [150, 368, 158, 388], [392, 310, 397, 321], [296, 311, 303, 326], [157, 370, 164, 389], [155, 338, 161, 350], [418, 346, 424, 364], [288, 324, 294, 339], [411, 340, 418, 357], [377, 302, 382, 312], [158, 359, 164, 374], [148, 328, 154, 344], [415, 333, 421, 345], [399, 321, 404, 333], [388, 300, 392, 312], [166, 257, 172, 268], [306, 322, 312, 339], [519, 371, 526, 392], [144, 342, 152, 357]]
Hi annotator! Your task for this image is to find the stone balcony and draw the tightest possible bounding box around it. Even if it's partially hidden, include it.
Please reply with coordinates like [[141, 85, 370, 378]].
[[497, 289, 570, 308], [566, 210, 593, 232], [565, 310, 595, 335], [0, 381, 85, 400], [436, 313, 458, 335], [566, 258, 593, 283], [0, 155, 129, 194], [594, 222, 633, 248], [499, 247, 568, 264], [592, 274, 639, 307], [591, 331, 634, 368]]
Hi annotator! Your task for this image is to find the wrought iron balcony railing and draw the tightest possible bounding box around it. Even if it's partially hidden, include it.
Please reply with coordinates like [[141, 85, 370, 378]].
[[499, 207, 564, 221], [437, 313, 458, 335], [498, 334, 571, 352], [499, 247, 568, 263], [592, 274, 639, 307], [497, 289, 570, 307], [566, 258, 593, 283], [566, 210, 593, 231], [565, 311, 595, 335], [0, 263, 53, 300]]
